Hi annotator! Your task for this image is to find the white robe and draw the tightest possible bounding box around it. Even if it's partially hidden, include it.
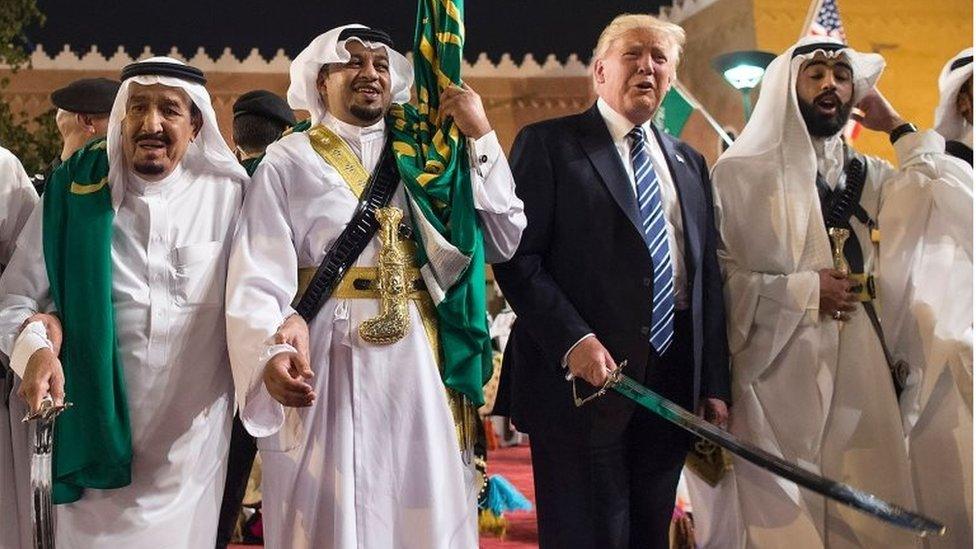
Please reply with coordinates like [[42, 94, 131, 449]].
[[225, 114, 525, 549], [0, 146, 39, 549], [713, 131, 945, 548], [0, 164, 242, 548], [878, 143, 973, 549]]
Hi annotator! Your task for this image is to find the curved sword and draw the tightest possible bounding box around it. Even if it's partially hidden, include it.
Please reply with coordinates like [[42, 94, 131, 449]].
[[574, 362, 945, 538]]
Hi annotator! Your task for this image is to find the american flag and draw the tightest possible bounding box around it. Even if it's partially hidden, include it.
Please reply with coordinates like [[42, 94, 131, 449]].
[[802, 0, 861, 140], [806, 0, 848, 42]]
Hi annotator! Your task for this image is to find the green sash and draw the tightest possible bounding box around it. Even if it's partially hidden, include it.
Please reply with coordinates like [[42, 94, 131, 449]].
[[388, 0, 492, 406], [42, 138, 132, 503]]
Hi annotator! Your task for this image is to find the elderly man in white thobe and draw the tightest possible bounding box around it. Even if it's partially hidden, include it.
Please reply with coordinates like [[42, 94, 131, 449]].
[[877, 48, 973, 549], [225, 24, 525, 549], [0, 146, 40, 549], [712, 36, 950, 548], [0, 57, 246, 547]]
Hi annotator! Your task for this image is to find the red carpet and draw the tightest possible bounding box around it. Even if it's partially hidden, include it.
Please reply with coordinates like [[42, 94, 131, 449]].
[[230, 443, 539, 548]]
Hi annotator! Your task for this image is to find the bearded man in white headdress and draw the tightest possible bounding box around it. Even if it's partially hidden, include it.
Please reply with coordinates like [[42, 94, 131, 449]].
[[0, 146, 40, 549], [875, 48, 973, 549], [0, 57, 246, 547], [712, 36, 949, 548], [225, 24, 525, 549]]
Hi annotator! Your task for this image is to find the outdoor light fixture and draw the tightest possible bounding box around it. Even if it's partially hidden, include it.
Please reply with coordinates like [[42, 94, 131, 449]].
[[712, 50, 776, 122]]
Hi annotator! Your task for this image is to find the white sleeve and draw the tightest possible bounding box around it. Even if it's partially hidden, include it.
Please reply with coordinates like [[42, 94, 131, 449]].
[[0, 204, 53, 363], [467, 131, 526, 263], [225, 160, 299, 438], [0, 152, 39, 266]]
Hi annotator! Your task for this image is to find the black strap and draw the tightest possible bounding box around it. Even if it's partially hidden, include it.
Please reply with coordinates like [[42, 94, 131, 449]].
[[293, 137, 401, 322], [946, 140, 973, 165], [817, 151, 906, 397]]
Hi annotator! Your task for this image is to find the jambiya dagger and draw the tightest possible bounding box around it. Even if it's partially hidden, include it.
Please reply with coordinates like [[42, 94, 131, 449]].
[[573, 362, 945, 538]]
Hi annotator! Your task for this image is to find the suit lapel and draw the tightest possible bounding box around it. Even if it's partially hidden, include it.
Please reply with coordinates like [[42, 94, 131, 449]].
[[575, 104, 643, 237], [651, 125, 702, 275]]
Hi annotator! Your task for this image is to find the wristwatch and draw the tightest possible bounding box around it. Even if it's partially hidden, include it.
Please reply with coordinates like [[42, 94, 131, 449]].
[[888, 122, 918, 144]]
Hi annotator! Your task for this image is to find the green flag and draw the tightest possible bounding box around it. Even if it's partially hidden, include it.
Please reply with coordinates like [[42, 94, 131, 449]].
[[387, 0, 492, 406], [654, 87, 695, 137]]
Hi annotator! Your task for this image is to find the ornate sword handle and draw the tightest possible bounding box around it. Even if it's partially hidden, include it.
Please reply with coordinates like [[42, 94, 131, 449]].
[[572, 359, 628, 407]]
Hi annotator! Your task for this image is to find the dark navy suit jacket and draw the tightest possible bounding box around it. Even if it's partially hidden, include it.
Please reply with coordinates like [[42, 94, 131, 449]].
[[493, 103, 730, 440]]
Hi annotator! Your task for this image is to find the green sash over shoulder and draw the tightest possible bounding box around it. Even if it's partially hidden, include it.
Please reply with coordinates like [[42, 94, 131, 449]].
[[388, 0, 492, 406], [43, 138, 132, 504]]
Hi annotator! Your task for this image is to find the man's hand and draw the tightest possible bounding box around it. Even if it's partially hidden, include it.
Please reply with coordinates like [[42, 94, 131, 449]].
[[18, 347, 65, 412], [439, 83, 492, 140], [263, 351, 316, 408], [566, 337, 616, 387], [853, 87, 906, 134], [22, 313, 63, 356], [274, 314, 310, 364], [697, 398, 729, 429], [819, 268, 857, 321]]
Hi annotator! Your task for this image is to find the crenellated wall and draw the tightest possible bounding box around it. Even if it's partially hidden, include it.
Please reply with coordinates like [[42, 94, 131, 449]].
[[1, 0, 971, 166]]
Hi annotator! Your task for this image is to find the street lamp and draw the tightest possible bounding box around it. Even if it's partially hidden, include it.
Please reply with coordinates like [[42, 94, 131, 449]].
[[712, 50, 776, 122]]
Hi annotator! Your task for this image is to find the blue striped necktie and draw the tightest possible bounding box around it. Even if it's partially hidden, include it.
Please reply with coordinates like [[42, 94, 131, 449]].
[[628, 126, 674, 354]]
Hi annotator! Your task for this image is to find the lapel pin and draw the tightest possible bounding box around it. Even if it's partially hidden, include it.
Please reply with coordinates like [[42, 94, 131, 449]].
[[675, 154, 685, 164]]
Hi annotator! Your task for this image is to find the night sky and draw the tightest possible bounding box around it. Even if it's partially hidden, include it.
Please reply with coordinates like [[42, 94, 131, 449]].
[[28, 1, 670, 63]]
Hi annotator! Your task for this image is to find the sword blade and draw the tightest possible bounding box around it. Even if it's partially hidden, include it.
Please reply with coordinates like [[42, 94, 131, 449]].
[[609, 372, 945, 537], [30, 420, 55, 549]]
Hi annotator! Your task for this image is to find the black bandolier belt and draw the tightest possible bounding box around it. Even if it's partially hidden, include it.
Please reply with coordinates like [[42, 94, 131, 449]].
[[817, 148, 909, 397]]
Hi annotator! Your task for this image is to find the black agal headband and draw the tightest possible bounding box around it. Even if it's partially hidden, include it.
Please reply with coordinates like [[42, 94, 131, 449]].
[[337, 27, 395, 49], [950, 56, 973, 72], [120, 61, 207, 85], [792, 42, 845, 58]]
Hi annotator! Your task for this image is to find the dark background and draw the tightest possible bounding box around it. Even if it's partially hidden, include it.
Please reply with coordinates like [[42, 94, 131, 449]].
[[28, 1, 670, 63]]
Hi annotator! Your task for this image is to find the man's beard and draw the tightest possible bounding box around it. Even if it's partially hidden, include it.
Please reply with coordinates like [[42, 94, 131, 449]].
[[350, 104, 386, 123], [798, 93, 854, 138], [133, 161, 166, 176]]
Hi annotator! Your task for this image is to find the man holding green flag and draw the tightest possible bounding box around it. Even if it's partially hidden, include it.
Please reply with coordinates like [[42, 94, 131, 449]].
[[225, 16, 524, 549]]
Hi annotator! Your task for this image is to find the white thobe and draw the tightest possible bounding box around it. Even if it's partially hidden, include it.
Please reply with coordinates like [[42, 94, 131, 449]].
[[225, 114, 525, 549], [713, 131, 944, 548], [0, 146, 39, 549], [878, 138, 973, 549], [0, 164, 242, 548]]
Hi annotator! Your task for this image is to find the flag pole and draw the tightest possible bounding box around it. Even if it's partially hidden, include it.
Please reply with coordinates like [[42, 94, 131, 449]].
[[799, 0, 823, 39], [672, 80, 734, 147]]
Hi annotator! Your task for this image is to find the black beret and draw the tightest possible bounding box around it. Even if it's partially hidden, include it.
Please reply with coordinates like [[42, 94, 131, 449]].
[[338, 27, 395, 50], [120, 61, 207, 85], [50, 78, 120, 114], [233, 90, 296, 126]]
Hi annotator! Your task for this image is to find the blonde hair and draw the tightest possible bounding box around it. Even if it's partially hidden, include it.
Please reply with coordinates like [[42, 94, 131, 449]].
[[593, 13, 686, 63]]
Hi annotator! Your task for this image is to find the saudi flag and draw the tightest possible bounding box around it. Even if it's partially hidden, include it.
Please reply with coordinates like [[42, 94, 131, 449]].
[[387, 0, 493, 406], [654, 86, 695, 137]]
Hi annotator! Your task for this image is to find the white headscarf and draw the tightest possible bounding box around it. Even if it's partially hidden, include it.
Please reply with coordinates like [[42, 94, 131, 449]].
[[106, 56, 248, 207], [934, 48, 973, 142], [713, 36, 885, 272], [287, 24, 413, 124]]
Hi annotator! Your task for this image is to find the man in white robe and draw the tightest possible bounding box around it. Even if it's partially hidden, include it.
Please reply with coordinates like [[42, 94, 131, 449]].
[[0, 57, 246, 547], [712, 36, 947, 548], [0, 147, 40, 549], [225, 24, 525, 549], [877, 48, 973, 548]]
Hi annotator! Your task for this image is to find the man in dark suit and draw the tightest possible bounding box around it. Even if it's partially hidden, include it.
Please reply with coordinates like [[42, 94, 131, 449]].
[[493, 13, 730, 549]]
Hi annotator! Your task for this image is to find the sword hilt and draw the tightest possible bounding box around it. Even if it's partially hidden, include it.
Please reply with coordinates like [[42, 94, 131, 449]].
[[22, 394, 72, 424], [572, 360, 627, 407]]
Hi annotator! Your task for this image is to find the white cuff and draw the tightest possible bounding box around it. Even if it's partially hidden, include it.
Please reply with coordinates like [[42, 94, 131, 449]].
[[561, 333, 595, 378], [10, 321, 52, 378], [467, 130, 501, 177]]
